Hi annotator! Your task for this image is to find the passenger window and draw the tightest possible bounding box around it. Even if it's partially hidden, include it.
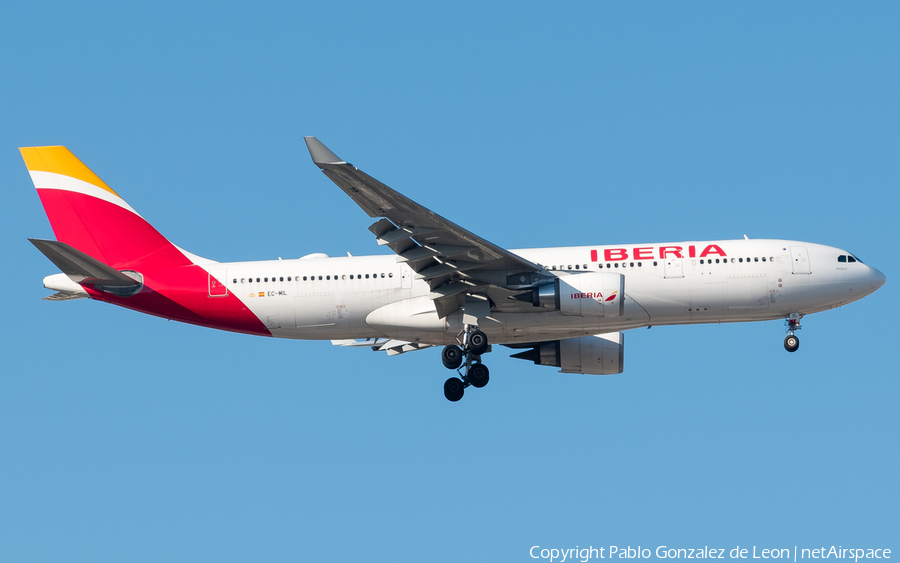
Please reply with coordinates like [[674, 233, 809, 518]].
[[303, 276, 307, 281], [762, 257, 766, 262], [241, 278, 245, 283], [264, 277, 269, 282], [389, 273, 393, 278], [318, 276, 323, 280], [381, 273, 385, 278], [326, 275, 330, 280], [350, 275, 354, 279], [700, 260, 704, 264], [739, 258, 743, 263], [366, 274, 370, 279], [653, 261, 658, 266], [342, 275, 347, 280], [256, 278, 260, 282], [630, 262, 634, 267], [754, 258, 758, 262], [575, 265, 580, 270], [614, 263, 619, 268], [638, 262, 642, 267], [233, 279, 237, 283]]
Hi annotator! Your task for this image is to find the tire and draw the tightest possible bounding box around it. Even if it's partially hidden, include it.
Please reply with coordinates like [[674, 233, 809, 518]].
[[442, 345, 463, 370], [469, 363, 490, 389], [468, 330, 488, 356], [784, 335, 799, 353], [443, 377, 465, 402]]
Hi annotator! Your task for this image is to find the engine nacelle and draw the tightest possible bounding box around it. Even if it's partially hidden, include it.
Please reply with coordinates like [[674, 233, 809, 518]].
[[531, 272, 624, 317], [511, 332, 624, 375]]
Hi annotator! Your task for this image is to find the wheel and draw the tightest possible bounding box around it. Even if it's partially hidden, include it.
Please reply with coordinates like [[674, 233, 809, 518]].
[[441, 345, 463, 370], [468, 330, 488, 355], [784, 335, 799, 353], [443, 377, 465, 402], [468, 363, 490, 389]]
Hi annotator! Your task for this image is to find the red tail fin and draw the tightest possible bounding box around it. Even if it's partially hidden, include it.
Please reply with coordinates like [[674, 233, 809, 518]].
[[20, 146, 191, 269]]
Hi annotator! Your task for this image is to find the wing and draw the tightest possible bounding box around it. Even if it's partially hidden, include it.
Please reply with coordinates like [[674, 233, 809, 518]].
[[304, 137, 547, 318]]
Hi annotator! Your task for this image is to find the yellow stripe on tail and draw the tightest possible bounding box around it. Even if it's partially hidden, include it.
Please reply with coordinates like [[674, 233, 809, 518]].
[[19, 146, 120, 197]]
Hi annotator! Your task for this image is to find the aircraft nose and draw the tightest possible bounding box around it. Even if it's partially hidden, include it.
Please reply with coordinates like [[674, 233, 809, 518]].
[[869, 266, 886, 290]]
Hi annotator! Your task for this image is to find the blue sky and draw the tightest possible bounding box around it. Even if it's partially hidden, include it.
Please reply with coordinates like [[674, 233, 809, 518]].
[[1, 2, 897, 561]]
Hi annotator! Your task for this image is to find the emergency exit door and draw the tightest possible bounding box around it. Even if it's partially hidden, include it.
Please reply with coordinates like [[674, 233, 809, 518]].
[[664, 257, 684, 278], [209, 268, 228, 296]]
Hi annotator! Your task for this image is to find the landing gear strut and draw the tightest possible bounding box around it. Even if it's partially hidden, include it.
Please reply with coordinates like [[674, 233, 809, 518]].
[[442, 325, 491, 402], [784, 313, 801, 353]]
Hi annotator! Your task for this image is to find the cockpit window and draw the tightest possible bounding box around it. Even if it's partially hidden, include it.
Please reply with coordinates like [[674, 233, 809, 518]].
[[838, 255, 847, 263], [848, 256, 857, 263], [850, 254, 863, 263]]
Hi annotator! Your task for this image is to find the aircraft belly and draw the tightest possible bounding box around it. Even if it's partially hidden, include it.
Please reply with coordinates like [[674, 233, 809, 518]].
[[363, 294, 650, 346]]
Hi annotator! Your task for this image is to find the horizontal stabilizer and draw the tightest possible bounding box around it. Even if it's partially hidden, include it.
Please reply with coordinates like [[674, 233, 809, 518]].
[[43, 291, 88, 301], [29, 239, 141, 287]]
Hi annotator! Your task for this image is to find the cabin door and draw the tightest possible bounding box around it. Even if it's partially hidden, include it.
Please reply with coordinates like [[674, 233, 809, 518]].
[[790, 246, 811, 274], [664, 257, 684, 279], [209, 268, 228, 296]]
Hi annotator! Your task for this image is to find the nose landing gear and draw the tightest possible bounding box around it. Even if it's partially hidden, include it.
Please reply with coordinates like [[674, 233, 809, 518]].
[[784, 313, 802, 353], [442, 326, 490, 402]]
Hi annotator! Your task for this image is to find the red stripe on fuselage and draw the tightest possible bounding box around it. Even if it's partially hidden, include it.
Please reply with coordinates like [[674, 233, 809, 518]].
[[86, 265, 271, 336]]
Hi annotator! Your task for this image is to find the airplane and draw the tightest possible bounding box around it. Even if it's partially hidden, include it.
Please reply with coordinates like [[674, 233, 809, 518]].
[[22, 138, 886, 402]]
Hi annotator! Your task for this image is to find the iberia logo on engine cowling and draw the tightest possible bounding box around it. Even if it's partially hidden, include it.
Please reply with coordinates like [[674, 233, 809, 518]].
[[571, 291, 617, 301]]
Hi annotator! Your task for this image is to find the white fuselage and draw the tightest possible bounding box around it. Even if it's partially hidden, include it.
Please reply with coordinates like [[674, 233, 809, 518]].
[[217, 239, 884, 345]]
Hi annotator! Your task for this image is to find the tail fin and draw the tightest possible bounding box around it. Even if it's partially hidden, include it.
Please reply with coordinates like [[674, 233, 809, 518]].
[[20, 146, 192, 269]]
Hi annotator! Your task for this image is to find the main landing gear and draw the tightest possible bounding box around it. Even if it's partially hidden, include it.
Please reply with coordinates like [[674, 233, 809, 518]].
[[784, 313, 802, 353], [442, 326, 490, 402]]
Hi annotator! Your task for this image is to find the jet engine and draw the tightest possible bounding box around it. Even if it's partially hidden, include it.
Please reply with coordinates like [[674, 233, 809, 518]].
[[528, 272, 624, 317], [511, 332, 624, 375]]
